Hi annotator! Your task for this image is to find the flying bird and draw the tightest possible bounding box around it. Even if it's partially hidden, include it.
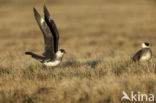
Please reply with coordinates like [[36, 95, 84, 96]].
[[132, 42, 152, 62], [25, 5, 65, 67]]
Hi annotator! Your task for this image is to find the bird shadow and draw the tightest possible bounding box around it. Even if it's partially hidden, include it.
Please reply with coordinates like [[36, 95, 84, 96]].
[[61, 60, 81, 68], [61, 59, 100, 69], [84, 60, 100, 69]]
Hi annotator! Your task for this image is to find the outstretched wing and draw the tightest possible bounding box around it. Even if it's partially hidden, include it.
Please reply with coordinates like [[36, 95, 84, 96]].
[[44, 5, 59, 53], [33, 8, 55, 59]]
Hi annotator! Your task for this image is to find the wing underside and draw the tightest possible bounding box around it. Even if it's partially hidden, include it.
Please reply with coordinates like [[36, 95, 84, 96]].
[[33, 8, 55, 59], [44, 5, 59, 53]]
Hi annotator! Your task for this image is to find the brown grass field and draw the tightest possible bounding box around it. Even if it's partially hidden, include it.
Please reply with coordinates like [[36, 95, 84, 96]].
[[0, 0, 156, 103]]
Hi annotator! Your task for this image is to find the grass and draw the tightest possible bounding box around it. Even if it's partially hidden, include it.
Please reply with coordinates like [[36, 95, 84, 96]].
[[0, 0, 156, 103]]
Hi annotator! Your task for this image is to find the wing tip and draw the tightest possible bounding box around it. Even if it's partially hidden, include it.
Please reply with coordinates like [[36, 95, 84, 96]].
[[43, 4, 47, 10], [43, 5, 53, 19], [33, 7, 36, 13], [33, 8, 42, 23], [43, 4, 48, 12], [33, 8, 38, 17]]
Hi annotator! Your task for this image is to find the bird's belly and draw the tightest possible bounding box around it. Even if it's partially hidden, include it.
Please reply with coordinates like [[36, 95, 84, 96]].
[[43, 60, 61, 67], [140, 53, 151, 61]]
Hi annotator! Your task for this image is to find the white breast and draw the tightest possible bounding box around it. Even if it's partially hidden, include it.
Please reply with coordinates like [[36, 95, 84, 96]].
[[140, 53, 151, 61], [43, 60, 61, 67]]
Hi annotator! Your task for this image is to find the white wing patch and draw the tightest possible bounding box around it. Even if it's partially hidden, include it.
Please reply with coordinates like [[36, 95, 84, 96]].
[[40, 18, 45, 24]]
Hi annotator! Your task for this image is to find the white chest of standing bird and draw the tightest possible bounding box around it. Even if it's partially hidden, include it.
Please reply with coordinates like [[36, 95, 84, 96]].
[[132, 42, 152, 62]]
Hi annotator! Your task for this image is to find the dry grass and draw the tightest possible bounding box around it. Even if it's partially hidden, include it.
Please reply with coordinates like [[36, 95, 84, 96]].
[[0, 0, 156, 103]]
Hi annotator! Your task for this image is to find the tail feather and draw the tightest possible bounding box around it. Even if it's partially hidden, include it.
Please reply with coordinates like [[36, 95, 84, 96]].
[[25, 52, 44, 62]]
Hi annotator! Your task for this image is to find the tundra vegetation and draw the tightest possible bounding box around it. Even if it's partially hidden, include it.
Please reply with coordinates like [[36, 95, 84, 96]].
[[0, 0, 155, 103]]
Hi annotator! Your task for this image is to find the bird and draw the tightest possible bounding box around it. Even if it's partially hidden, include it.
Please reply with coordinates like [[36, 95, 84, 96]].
[[132, 42, 152, 62], [25, 5, 66, 67]]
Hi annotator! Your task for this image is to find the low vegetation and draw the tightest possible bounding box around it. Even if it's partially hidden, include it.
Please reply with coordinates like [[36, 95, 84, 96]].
[[0, 0, 155, 103]]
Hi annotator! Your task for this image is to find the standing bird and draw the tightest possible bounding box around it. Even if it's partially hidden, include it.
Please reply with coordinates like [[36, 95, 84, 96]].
[[132, 42, 152, 62], [25, 5, 65, 67]]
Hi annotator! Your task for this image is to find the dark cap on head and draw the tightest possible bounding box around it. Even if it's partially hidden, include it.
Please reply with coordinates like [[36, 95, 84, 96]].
[[144, 42, 150, 46], [60, 49, 66, 53]]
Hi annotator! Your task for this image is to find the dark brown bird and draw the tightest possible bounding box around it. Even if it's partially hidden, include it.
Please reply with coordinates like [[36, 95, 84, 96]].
[[25, 5, 65, 67]]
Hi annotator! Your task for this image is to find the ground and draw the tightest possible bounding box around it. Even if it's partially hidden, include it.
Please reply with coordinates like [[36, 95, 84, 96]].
[[0, 0, 156, 103]]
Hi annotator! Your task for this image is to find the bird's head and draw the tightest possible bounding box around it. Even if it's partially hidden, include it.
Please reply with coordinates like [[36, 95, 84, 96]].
[[56, 49, 66, 59], [142, 42, 150, 48]]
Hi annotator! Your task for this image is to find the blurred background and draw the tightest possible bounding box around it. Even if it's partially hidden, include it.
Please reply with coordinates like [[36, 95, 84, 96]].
[[0, 0, 156, 56], [0, 0, 156, 103]]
